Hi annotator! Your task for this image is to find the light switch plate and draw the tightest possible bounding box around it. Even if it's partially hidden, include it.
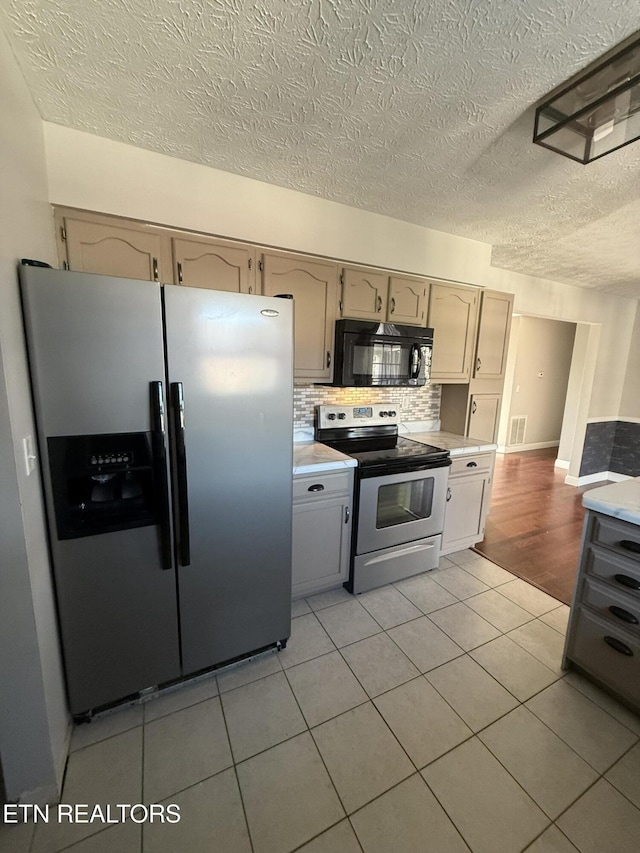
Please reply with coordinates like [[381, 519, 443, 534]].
[[23, 434, 36, 476]]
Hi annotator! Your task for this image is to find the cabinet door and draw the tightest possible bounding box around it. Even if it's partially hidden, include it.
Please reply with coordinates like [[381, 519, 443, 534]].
[[467, 394, 501, 442], [341, 267, 388, 320], [262, 252, 338, 382], [427, 283, 479, 382], [64, 217, 165, 282], [474, 290, 514, 379], [388, 276, 429, 326], [292, 498, 351, 598], [442, 474, 489, 552], [173, 237, 256, 294]]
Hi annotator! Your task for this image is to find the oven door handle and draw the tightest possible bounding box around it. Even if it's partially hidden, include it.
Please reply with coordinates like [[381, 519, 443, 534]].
[[409, 344, 422, 380]]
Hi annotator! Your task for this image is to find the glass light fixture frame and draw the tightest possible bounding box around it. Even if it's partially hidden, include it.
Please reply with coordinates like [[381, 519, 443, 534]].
[[533, 35, 640, 164]]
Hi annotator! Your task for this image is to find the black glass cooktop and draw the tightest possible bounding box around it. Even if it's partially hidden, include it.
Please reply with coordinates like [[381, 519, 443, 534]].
[[320, 434, 450, 473]]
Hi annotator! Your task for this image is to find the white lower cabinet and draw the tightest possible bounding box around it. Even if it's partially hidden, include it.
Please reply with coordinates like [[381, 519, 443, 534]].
[[441, 452, 494, 556], [292, 469, 353, 599]]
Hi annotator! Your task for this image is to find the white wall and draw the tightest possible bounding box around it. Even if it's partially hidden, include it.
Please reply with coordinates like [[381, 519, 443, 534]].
[[43, 124, 493, 287], [488, 268, 636, 421], [0, 30, 69, 802], [619, 309, 640, 418], [501, 317, 576, 447]]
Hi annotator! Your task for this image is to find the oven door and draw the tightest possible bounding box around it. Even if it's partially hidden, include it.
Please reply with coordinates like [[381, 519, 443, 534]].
[[356, 465, 449, 554]]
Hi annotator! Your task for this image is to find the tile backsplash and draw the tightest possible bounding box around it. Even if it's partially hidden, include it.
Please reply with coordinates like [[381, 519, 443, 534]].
[[293, 384, 441, 430], [580, 420, 640, 477]]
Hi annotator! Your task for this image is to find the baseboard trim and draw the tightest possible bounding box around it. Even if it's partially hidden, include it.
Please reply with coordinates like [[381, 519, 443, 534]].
[[565, 471, 631, 487], [497, 441, 560, 454], [554, 459, 570, 470]]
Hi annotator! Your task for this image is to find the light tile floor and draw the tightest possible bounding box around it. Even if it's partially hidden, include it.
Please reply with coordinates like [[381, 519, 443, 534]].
[[3, 551, 640, 853]]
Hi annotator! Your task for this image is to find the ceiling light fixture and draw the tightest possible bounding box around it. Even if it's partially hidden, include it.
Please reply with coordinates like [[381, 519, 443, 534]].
[[533, 35, 640, 163]]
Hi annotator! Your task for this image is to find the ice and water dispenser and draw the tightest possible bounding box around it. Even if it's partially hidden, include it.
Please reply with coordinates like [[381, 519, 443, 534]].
[[47, 433, 157, 539]]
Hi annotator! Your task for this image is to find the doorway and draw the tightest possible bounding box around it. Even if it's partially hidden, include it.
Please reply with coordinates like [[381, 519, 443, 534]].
[[475, 316, 601, 602]]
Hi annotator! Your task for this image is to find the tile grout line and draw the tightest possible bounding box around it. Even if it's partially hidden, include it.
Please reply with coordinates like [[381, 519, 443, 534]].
[[56, 556, 640, 852], [216, 685, 257, 853]]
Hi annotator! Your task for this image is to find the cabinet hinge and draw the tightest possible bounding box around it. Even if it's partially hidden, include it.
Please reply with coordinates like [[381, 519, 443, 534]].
[[258, 259, 264, 272], [63, 260, 69, 270], [248, 258, 252, 270], [339, 272, 344, 285], [339, 300, 343, 312], [60, 226, 66, 242]]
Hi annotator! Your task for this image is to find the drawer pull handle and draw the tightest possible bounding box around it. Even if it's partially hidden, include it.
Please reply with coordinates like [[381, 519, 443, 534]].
[[609, 606, 639, 625], [308, 484, 325, 492], [614, 573, 640, 591], [466, 461, 477, 468], [620, 539, 640, 555], [604, 636, 634, 656]]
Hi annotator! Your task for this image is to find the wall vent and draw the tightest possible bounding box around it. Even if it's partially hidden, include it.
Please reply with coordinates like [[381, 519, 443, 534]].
[[509, 416, 527, 446]]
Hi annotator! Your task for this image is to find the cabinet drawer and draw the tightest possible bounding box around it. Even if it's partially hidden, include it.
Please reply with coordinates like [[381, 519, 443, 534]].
[[567, 608, 640, 711], [585, 544, 640, 599], [591, 515, 640, 563], [449, 452, 493, 477], [293, 471, 351, 502], [582, 577, 640, 637]]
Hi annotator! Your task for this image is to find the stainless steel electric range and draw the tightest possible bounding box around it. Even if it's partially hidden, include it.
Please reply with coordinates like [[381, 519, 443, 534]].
[[315, 404, 451, 593]]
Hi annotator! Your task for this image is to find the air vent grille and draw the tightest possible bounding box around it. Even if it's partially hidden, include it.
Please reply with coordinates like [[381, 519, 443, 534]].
[[509, 416, 527, 446]]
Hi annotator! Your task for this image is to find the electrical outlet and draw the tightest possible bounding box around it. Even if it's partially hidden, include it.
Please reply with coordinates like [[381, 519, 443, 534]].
[[23, 434, 36, 476]]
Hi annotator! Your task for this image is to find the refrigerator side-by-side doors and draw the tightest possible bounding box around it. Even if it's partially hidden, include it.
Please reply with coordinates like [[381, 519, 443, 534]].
[[20, 267, 181, 714], [163, 285, 293, 674]]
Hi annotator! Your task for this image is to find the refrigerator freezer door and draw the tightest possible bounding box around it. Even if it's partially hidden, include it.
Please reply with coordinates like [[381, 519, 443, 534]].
[[20, 267, 181, 714], [163, 286, 293, 673]]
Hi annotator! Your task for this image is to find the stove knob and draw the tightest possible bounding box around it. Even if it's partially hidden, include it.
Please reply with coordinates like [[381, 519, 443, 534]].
[[337, 412, 346, 419], [389, 410, 397, 417], [379, 411, 388, 417], [327, 413, 336, 420]]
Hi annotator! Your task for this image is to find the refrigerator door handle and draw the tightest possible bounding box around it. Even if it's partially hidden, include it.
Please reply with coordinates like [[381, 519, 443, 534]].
[[170, 381, 191, 566], [150, 381, 173, 570]]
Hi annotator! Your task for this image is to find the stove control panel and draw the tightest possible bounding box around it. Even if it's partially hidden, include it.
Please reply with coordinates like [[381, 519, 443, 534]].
[[316, 404, 401, 430]]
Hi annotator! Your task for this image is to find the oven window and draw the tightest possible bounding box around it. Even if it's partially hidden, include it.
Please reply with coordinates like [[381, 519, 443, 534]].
[[376, 477, 435, 528]]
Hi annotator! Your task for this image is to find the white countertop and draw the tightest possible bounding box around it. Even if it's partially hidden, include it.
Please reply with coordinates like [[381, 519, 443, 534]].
[[293, 442, 357, 475], [582, 477, 640, 525], [293, 425, 496, 473], [408, 430, 497, 456]]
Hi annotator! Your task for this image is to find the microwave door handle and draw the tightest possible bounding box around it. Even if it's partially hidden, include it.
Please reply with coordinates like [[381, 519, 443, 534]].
[[410, 344, 422, 380], [170, 381, 191, 566], [150, 381, 173, 570]]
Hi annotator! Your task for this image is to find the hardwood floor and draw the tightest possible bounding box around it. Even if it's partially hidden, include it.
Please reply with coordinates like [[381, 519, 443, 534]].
[[475, 447, 601, 605]]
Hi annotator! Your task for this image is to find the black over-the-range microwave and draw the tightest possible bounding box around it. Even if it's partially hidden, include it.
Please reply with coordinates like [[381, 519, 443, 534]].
[[324, 319, 434, 387]]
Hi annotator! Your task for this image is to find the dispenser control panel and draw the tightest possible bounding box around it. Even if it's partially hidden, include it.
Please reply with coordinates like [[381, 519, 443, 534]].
[[88, 451, 133, 468]]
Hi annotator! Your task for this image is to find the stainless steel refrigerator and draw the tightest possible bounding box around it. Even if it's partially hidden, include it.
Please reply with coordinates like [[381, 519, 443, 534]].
[[20, 266, 293, 717]]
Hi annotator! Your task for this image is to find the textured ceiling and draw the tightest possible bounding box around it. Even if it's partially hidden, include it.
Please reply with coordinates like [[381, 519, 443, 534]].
[[1, 0, 639, 298]]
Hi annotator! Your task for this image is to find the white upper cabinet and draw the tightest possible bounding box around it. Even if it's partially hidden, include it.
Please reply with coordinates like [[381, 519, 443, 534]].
[[262, 251, 339, 382], [173, 236, 257, 294], [388, 275, 429, 326], [62, 215, 167, 282], [340, 266, 389, 320], [473, 290, 514, 380], [341, 267, 428, 326], [427, 282, 479, 382]]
